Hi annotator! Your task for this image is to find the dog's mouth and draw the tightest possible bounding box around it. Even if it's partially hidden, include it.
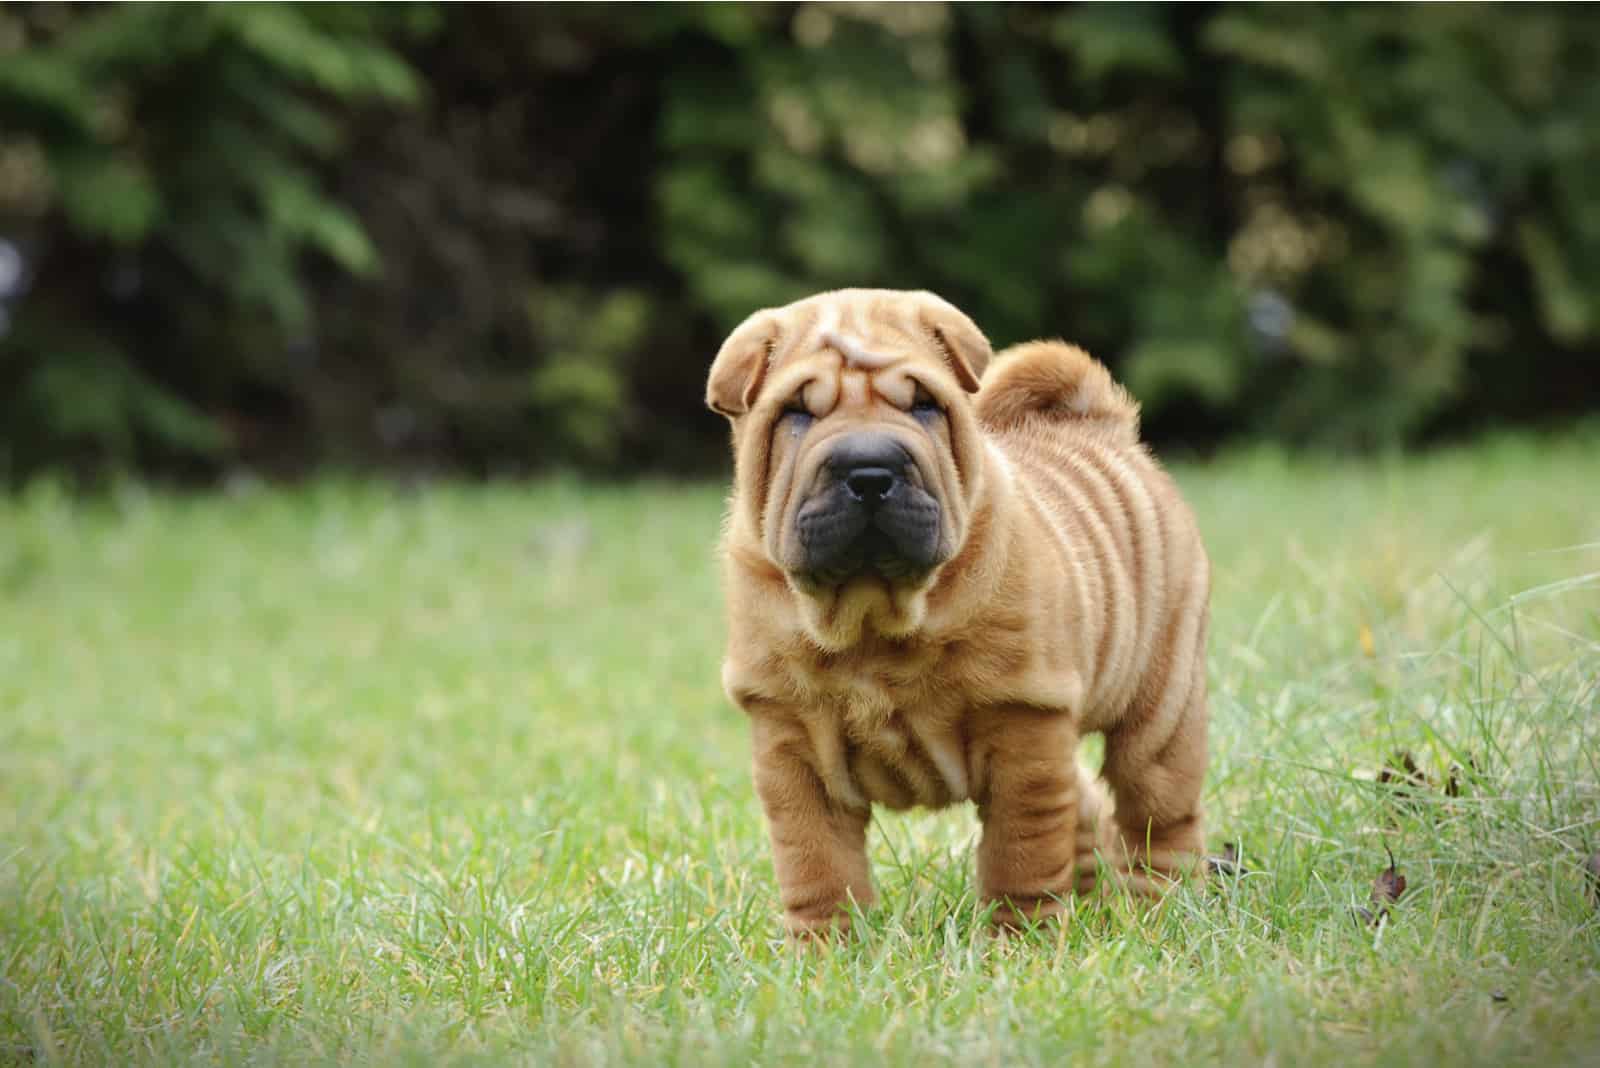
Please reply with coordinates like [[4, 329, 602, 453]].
[[792, 484, 944, 590]]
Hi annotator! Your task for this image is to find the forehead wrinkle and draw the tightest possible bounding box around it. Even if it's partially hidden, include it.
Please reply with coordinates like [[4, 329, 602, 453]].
[[812, 296, 904, 371], [762, 359, 837, 416], [874, 367, 916, 408], [839, 368, 870, 408], [820, 326, 899, 371]]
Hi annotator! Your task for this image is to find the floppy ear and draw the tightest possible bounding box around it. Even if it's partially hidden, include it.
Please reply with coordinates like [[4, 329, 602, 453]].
[[914, 293, 992, 393], [706, 310, 782, 419]]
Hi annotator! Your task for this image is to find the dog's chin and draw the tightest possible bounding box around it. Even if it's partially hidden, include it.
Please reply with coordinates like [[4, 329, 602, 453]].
[[790, 566, 936, 608], [785, 532, 948, 650]]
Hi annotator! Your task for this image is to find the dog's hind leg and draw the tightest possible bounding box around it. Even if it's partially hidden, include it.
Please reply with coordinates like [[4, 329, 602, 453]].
[[1100, 598, 1210, 896], [1072, 762, 1119, 894]]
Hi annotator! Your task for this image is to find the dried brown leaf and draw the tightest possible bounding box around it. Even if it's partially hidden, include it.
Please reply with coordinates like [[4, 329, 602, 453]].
[[1206, 841, 1248, 878], [1378, 750, 1426, 790], [1372, 844, 1407, 907], [1356, 845, 1408, 927]]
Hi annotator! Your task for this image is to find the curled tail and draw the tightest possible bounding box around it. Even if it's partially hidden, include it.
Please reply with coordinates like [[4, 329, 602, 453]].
[[976, 340, 1140, 442]]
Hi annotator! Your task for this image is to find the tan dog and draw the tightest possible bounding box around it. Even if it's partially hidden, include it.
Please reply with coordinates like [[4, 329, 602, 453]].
[[707, 289, 1209, 934]]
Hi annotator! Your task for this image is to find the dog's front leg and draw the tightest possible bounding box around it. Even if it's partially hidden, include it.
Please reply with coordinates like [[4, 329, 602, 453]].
[[974, 708, 1082, 927], [749, 713, 874, 937]]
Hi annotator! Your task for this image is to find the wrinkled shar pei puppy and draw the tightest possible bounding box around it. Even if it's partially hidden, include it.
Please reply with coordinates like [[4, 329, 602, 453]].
[[706, 289, 1210, 934]]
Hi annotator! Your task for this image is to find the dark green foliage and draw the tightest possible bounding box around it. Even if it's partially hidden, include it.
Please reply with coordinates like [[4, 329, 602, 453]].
[[1, 3, 1596, 479], [0, 2, 428, 475]]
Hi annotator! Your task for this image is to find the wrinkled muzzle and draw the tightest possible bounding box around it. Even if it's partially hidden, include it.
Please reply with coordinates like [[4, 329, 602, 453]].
[[792, 431, 944, 588]]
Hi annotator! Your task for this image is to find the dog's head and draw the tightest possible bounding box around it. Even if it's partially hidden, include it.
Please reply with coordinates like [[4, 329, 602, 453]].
[[707, 289, 993, 646]]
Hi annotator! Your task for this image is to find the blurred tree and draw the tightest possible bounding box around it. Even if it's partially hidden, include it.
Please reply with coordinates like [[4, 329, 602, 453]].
[[306, 7, 679, 472], [1, 2, 1596, 480], [651, 2, 1600, 450], [0, 2, 428, 474]]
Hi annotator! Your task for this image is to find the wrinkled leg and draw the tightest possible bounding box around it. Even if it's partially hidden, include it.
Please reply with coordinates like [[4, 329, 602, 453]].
[[1072, 763, 1119, 894], [975, 710, 1083, 926], [1102, 617, 1209, 896], [751, 716, 874, 936]]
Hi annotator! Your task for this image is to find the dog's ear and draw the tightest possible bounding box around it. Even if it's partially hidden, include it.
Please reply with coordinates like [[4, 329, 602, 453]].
[[914, 293, 991, 393], [706, 310, 782, 419]]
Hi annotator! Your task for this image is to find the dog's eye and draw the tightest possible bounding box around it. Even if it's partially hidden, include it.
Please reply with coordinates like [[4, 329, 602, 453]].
[[911, 387, 943, 420], [780, 395, 813, 431]]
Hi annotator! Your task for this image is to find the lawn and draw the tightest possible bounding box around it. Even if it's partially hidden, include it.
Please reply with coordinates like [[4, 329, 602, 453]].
[[2, 432, 1598, 1066]]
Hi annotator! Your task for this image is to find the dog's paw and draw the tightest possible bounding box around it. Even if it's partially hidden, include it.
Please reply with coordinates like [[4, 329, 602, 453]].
[[985, 892, 1073, 930], [781, 899, 868, 940]]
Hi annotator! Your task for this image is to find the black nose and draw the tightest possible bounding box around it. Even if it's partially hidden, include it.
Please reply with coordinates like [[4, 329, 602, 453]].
[[844, 467, 896, 504], [827, 432, 910, 509]]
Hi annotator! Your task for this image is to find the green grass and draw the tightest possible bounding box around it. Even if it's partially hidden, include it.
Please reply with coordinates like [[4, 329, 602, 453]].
[[3, 432, 1599, 1066]]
